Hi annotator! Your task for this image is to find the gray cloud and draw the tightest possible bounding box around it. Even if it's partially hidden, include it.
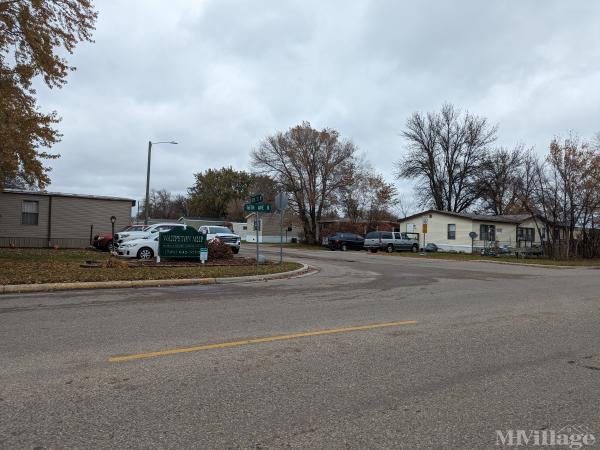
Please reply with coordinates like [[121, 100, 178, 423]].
[[38, 0, 600, 200]]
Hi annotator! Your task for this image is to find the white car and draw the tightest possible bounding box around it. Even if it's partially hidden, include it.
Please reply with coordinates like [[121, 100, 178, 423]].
[[199, 225, 241, 254], [114, 223, 186, 244], [117, 235, 159, 259]]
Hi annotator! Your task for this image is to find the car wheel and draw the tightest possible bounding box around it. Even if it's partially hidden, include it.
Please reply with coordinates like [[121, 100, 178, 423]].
[[411, 244, 418, 253], [137, 247, 154, 260], [232, 247, 240, 254], [386, 244, 394, 253], [369, 249, 378, 253], [341, 244, 347, 251], [107, 241, 114, 252]]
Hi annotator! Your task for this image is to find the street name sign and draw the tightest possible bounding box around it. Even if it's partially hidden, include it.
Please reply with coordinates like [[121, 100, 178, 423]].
[[250, 194, 263, 204], [244, 203, 272, 212], [159, 227, 207, 258]]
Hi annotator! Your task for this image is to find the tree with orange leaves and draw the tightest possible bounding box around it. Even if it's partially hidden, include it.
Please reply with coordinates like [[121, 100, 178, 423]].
[[0, 0, 97, 189]]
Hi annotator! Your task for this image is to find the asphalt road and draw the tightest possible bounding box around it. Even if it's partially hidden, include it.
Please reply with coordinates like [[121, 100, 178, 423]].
[[1, 248, 600, 449]]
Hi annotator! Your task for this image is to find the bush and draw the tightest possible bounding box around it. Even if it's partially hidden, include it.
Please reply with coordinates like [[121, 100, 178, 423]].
[[208, 239, 234, 260]]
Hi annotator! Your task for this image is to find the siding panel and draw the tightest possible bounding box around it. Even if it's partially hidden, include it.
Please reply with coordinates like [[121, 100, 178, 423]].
[[0, 192, 133, 248]]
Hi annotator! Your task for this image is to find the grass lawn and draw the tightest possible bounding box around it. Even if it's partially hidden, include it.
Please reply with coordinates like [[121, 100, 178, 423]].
[[387, 251, 600, 267], [0, 248, 303, 285]]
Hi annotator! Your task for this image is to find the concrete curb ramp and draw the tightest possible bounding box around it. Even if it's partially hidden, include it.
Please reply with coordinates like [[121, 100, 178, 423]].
[[0, 263, 312, 295]]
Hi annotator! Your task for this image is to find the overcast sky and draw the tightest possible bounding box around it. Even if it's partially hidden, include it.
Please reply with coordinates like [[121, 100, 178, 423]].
[[39, 0, 600, 203]]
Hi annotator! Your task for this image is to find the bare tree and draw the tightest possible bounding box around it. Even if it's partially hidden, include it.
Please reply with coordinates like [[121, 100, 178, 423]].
[[477, 144, 529, 215], [518, 135, 600, 258], [338, 165, 397, 230], [397, 103, 497, 212], [252, 122, 356, 244], [138, 189, 188, 220], [395, 192, 418, 219]]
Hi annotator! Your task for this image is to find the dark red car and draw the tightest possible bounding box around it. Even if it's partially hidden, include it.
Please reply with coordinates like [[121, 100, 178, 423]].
[[93, 224, 146, 251]]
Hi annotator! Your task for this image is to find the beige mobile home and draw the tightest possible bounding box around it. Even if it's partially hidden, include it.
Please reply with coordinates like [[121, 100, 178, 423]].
[[398, 210, 548, 253], [244, 212, 302, 243], [0, 189, 135, 248]]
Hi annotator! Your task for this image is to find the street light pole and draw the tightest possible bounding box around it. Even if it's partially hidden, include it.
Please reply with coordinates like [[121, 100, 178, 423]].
[[144, 141, 152, 226], [143, 140, 178, 226]]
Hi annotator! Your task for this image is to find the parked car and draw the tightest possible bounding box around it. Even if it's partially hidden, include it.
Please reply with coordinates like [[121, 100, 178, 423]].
[[114, 223, 186, 244], [93, 225, 146, 252], [363, 231, 419, 253], [117, 235, 159, 259], [425, 243, 438, 253], [325, 232, 364, 251], [198, 225, 241, 254]]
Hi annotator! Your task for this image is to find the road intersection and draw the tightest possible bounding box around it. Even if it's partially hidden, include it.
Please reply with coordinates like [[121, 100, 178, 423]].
[[1, 248, 599, 448]]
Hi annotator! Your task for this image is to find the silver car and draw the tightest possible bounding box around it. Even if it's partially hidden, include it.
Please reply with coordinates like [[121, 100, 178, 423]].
[[363, 231, 419, 253]]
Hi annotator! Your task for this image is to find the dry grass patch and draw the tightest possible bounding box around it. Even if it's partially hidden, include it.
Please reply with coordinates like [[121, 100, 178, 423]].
[[0, 248, 302, 285]]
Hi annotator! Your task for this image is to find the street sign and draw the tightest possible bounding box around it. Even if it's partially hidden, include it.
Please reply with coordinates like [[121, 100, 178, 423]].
[[274, 192, 288, 211], [257, 203, 271, 212], [159, 226, 206, 259], [250, 194, 263, 204], [244, 203, 272, 212], [422, 223, 428, 234], [200, 247, 208, 263]]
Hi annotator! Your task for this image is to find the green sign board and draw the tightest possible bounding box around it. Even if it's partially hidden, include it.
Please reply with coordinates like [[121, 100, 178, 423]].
[[244, 203, 272, 212], [250, 194, 263, 204], [159, 226, 206, 259]]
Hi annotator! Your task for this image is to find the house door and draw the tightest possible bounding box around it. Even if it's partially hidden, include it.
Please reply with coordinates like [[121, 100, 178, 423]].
[[479, 224, 496, 242]]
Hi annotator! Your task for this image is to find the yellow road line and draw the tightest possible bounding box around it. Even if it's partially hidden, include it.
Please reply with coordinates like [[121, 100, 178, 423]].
[[109, 320, 418, 362]]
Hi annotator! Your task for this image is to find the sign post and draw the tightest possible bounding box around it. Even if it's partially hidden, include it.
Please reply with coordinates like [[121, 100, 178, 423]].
[[274, 192, 288, 264], [469, 231, 477, 254], [245, 194, 270, 272], [255, 210, 260, 271], [421, 217, 428, 255]]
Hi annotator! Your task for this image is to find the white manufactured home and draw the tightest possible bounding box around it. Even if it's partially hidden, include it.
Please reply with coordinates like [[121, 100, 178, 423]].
[[398, 210, 549, 253]]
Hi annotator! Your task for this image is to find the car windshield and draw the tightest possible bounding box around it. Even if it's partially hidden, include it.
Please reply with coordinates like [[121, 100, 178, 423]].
[[210, 226, 232, 234], [366, 232, 379, 239]]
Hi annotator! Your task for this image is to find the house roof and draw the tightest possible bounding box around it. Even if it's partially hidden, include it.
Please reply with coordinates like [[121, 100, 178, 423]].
[[1, 188, 136, 205], [399, 209, 533, 224], [318, 218, 399, 224], [179, 216, 226, 222]]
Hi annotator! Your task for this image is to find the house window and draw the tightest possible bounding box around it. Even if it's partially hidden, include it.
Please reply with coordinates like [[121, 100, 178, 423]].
[[22, 200, 39, 225], [517, 227, 535, 242], [479, 224, 496, 241], [447, 224, 456, 240]]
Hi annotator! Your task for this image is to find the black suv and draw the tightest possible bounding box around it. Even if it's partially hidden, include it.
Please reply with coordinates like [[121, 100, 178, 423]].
[[325, 232, 365, 251]]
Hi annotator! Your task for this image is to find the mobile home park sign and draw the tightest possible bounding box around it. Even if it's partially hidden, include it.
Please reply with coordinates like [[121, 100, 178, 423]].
[[159, 227, 206, 258]]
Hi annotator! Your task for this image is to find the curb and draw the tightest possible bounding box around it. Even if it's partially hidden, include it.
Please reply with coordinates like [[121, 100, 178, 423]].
[[0, 263, 313, 295], [469, 259, 599, 269], [389, 254, 598, 269]]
